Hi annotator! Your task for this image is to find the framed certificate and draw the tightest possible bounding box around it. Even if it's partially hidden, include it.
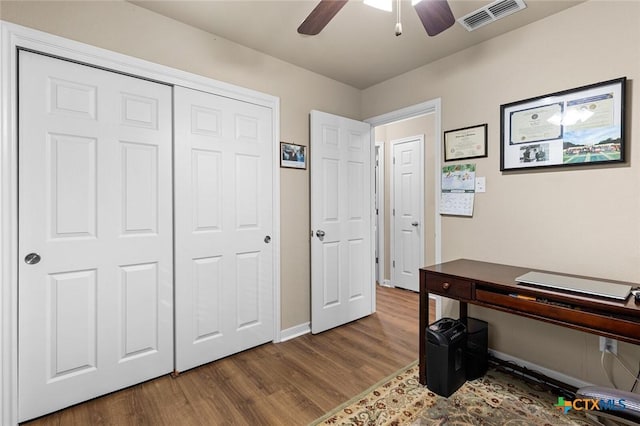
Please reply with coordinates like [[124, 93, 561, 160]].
[[444, 124, 487, 162], [500, 77, 626, 171]]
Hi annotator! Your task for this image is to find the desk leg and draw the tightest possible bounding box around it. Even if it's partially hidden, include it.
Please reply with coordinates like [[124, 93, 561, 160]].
[[460, 301, 468, 320], [419, 271, 427, 385]]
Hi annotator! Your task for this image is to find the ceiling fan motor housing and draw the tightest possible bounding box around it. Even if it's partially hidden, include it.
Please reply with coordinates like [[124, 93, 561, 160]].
[[298, 0, 455, 37]]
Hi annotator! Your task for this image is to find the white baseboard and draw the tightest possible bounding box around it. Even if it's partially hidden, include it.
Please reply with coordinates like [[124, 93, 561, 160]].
[[380, 280, 393, 287], [489, 349, 593, 389], [279, 322, 310, 342]]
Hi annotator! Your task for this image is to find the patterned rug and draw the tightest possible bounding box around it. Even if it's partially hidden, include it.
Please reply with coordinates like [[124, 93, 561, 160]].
[[310, 361, 601, 426]]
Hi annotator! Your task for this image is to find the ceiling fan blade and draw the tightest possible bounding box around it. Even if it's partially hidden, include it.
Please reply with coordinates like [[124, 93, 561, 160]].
[[414, 0, 455, 37], [297, 0, 348, 35]]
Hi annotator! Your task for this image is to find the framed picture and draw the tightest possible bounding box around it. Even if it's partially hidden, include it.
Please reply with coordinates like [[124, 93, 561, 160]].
[[500, 77, 626, 171], [280, 142, 307, 169], [444, 124, 488, 162]]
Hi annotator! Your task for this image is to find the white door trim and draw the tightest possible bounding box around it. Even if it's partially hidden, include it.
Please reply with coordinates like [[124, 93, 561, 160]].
[[365, 100, 442, 319], [374, 141, 386, 287], [0, 21, 281, 425], [390, 135, 425, 290]]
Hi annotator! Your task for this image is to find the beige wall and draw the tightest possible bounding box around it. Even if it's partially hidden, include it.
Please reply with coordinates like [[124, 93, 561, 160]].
[[0, 0, 362, 330], [364, 0, 640, 388], [3, 0, 640, 388], [375, 114, 437, 282]]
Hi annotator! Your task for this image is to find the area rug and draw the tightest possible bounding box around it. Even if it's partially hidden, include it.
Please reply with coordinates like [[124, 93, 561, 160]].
[[310, 361, 600, 425]]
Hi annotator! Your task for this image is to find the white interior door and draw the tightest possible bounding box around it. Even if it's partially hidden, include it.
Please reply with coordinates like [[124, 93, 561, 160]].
[[174, 86, 274, 372], [310, 110, 373, 334], [391, 136, 424, 292], [18, 51, 173, 421]]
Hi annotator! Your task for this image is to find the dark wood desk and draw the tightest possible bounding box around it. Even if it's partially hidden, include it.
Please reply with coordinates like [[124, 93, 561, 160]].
[[419, 259, 640, 385]]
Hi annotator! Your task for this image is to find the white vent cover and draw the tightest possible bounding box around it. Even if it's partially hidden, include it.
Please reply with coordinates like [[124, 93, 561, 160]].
[[458, 0, 527, 32]]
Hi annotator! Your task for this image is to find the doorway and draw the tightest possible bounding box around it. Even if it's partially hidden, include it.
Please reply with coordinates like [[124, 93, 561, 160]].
[[370, 113, 438, 286], [366, 103, 442, 318]]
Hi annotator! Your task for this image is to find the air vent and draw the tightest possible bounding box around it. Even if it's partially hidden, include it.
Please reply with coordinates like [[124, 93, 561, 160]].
[[458, 0, 527, 32]]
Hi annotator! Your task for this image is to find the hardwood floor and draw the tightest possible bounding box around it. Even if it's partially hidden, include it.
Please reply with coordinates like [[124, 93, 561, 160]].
[[25, 286, 431, 425]]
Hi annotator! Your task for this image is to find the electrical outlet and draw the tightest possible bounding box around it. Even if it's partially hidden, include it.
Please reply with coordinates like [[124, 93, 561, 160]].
[[599, 337, 618, 354]]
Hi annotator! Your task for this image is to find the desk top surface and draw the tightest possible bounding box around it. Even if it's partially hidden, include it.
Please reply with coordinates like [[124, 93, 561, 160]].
[[421, 259, 640, 316]]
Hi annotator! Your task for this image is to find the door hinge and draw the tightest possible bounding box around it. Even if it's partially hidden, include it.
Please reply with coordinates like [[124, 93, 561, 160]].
[[393, 157, 396, 164], [393, 208, 395, 216], [376, 208, 379, 215], [393, 260, 395, 268], [375, 257, 379, 264]]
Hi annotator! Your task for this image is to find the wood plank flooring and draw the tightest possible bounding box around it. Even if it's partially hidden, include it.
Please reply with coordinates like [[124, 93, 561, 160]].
[[25, 286, 431, 426]]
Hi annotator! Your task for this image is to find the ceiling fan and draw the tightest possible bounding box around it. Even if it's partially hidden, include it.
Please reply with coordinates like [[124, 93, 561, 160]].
[[297, 0, 456, 37]]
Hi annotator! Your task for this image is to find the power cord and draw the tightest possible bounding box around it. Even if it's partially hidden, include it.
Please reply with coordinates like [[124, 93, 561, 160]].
[[488, 356, 575, 399], [631, 360, 640, 393], [601, 349, 640, 392], [601, 349, 617, 388]]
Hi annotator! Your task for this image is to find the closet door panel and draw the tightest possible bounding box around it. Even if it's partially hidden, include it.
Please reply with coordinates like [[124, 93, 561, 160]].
[[18, 51, 173, 422], [174, 87, 274, 372]]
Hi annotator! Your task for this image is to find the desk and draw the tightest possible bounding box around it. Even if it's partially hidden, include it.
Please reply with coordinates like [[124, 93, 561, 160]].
[[419, 259, 640, 385]]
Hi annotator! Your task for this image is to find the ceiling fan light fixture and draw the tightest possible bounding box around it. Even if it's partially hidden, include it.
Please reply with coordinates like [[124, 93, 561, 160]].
[[364, 0, 393, 12], [298, 0, 456, 37], [394, 22, 403, 36]]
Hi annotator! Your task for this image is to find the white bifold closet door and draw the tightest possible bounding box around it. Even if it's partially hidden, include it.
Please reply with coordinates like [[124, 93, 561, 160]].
[[174, 86, 274, 372], [18, 51, 173, 421]]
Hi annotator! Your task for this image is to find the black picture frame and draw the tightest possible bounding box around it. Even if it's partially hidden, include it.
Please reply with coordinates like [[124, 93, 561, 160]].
[[500, 77, 626, 171], [444, 124, 488, 162], [280, 142, 307, 169]]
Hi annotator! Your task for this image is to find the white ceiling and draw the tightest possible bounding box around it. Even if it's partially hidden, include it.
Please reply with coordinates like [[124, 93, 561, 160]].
[[130, 0, 584, 89]]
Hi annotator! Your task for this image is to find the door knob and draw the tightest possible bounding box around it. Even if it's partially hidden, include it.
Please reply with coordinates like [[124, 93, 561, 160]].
[[264, 235, 271, 243], [316, 230, 325, 238], [411, 221, 419, 227], [25, 253, 41, 265]]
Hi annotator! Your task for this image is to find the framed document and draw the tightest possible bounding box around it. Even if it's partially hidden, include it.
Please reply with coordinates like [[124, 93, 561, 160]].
[[500, 77, 626, 171], [509, 103, 562, 144], [444, 124, 487, 162]]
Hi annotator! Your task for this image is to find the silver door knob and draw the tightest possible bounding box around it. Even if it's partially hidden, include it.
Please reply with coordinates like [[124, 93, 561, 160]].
[[411, 221, 419, 227], [316, 230, 325, 238], [264, 235, 271, 243], [25, 253, 41, 265]]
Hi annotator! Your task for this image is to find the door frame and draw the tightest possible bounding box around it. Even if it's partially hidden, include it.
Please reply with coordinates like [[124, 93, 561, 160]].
[[365, 101, 443, 318], [390, 135, 425, 290], [374, 141, 386, 286], [0, 21, 281, 425]]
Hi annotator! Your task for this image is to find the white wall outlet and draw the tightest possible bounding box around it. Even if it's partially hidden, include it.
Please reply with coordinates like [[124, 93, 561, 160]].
[[599, 337, 618, 354]]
